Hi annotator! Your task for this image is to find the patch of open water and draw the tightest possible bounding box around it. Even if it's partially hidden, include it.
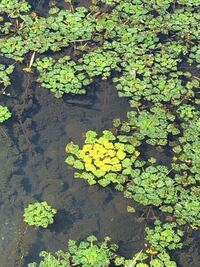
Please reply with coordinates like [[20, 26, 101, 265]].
[[0, 72, 145, 266]]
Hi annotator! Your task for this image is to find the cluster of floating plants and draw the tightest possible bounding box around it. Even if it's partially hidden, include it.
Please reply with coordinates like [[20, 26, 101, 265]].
[[113, 105, 180, 146], [0, 0, 199, 103], [28, 234, 178, 267], [0, 64, 13, 123], [0, 64, 14, 91], [23, 201, 57, 228], [65, 130, 140, 190], [0, 0, 30, 18], [145, 220, 184, 251], [124, 165, 177, 207], [0, 0, 200, 266], [34, 56, 92, 98]]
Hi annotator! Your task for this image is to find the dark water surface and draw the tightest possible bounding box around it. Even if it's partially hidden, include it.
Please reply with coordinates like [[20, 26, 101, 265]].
[[0, 1, 200, 266], [0, 68, 145, 266]]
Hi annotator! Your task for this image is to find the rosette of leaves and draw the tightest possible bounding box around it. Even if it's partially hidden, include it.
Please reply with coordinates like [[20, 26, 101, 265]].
[[35, 56, 91, 98], [0, 64, 14, 92], [117, 105, 179, 146], [145, 220, 184, 251], [173, 189, 200, 228], [0, 105, 12, 123], [28, 236, 178, 267], [79, 49, 121, 79], [28, 251, 70, 267], [65, 130, 140, 189], [68, 235, 119, 267], [23, 201, 57, 228], [0, 0, 30, 18], [124, 165, 177, 207], [28, 235, 124, 267]]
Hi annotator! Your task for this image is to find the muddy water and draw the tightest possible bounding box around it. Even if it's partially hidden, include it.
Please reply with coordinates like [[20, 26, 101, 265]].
[[0, 70, 145, 266], [1, 72, 200, 267]]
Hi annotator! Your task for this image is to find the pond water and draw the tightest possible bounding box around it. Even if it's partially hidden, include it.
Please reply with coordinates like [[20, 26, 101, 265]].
[[0, 1, 200, 267], [0, 67, 146, 266]]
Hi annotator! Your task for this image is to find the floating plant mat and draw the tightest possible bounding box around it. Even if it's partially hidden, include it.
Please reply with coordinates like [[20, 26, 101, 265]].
[[0, 0, 200, 267]]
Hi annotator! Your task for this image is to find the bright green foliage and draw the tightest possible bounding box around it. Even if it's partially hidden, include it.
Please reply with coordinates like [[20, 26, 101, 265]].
[[145, 220, 184, 251], [23, 201, 57, 228], [189, 45, 200, 68], [177, 104, 198, 121], [118, 105, 179, 146], [0, 64, 14, 91], [0, 105, 12, 123], [28, 234, 178, 267], [172, 117, 200, 185], [177, 0, 200, 6], [68, 236, 118, 267], [0, 0, 30, 17], [34, 49, 120, 97], [28, 235, 119, 267], [148, 251, 177, 267], [113, 41, 199, 106], [0, 6, 96, 60], [34, 56, 91, 98], [79, 49, 121, 78], [116, 250, 177, 267], [0, 22, 12, 34], [173, 189, 200, 228], [28, 251, 70, 267], [124, 166, 177, 207], [65, 130, 140, 189], [0, 0, 199, 102]]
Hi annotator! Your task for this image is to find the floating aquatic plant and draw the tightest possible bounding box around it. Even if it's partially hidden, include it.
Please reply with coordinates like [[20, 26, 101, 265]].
[[34, 56, 92, 98], [0, 64, 14, 93], [28, 235, 120, 267], [0, 0, 199, 103], [0, 6, 96, 61], [23, 201, 57, 228], [114, 105, 179, 146], [173, 189, 200, 228], [124, 165, 177, 207], [172, 116, 200, 185], [0, 0, 30, 18], [0, 105, 12, 123], [65, 130, 140, 189], [79, 49, 121, 79], [28, 234, 178, 267], [145, 220, 184, 251]]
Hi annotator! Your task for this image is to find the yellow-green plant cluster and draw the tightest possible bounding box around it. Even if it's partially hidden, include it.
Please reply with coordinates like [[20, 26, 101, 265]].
[[65, 130, 140, 189], [81, 139, 127, 172]]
